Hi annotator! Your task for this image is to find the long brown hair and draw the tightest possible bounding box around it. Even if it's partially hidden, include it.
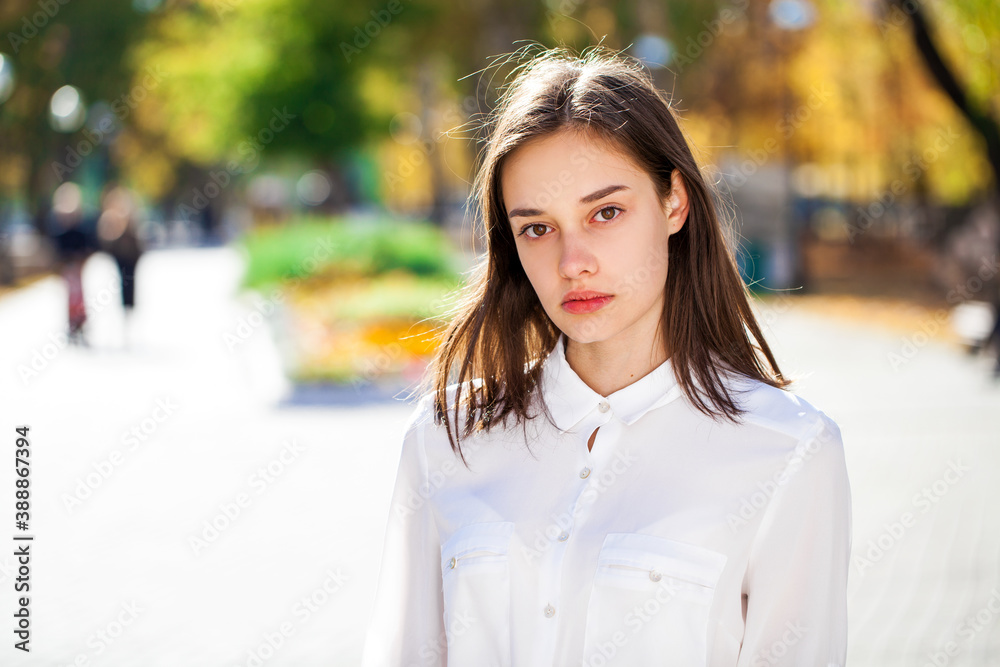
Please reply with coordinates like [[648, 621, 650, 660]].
[[416, 44, 791, 468]]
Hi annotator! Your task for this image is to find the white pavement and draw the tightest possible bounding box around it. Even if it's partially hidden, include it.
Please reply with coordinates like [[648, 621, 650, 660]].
[[1, 248, 416, 667], [0, 246, 997, 666]]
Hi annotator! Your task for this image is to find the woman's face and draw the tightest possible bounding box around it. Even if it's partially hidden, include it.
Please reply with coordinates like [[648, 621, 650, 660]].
[[500, 129, 688, 350]]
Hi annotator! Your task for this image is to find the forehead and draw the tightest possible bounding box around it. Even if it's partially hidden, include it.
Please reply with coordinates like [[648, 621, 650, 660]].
[[500, 130, 647, 205]]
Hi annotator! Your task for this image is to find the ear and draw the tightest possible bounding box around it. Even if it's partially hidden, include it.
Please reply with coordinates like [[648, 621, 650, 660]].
[[663, 169, 690, 236]]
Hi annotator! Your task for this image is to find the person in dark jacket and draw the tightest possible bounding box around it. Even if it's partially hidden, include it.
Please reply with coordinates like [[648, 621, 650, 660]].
[[50, 182, 96, 346], [98, 185, 144, 314], [97, 185, 145, 348]]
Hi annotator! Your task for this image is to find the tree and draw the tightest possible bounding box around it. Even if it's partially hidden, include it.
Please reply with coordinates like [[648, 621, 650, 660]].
[[0, 0, 149, 231], [884, 0, 999, 200]]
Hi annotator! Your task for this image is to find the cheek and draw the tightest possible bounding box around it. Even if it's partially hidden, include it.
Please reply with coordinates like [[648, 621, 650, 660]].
[[516, 249, 552, 295], [611, 226, 670, 296]]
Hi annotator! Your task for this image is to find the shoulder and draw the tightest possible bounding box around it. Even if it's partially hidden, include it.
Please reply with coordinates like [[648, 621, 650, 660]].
[[399, 391, 437, 438], [728, 375, 843, 448], [724, 379, 849, 502], [400, 378, 484, 436]]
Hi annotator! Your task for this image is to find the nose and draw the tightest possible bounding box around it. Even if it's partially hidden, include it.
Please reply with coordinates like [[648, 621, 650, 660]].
[[558, 228, 598, 279]]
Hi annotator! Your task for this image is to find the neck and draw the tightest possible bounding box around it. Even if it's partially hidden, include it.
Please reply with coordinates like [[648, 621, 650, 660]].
[[564, 329, 669, 397]]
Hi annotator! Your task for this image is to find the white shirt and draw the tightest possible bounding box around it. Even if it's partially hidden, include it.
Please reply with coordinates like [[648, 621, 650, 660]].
[[361, 333, 852, 667]]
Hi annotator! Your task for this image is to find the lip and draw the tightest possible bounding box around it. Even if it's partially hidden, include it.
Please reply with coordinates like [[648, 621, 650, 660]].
[[562, 290, 613, 314]]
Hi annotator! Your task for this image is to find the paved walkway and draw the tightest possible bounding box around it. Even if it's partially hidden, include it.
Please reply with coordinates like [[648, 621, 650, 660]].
[[0, 247, 998, 666]]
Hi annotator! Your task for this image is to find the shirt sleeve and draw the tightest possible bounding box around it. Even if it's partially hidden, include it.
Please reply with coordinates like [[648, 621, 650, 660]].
[[737, 413, 853, 667], [361, 396, 447, 667]]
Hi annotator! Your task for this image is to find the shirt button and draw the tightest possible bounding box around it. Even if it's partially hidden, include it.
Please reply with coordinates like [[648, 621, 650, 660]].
[[580, 467, 591, 479], [598, 400, 610, 413], [557, 531, 569, 542], [448, 557, 457, 569], [649, 570, 662, 582], [544, 604, 556, 618]]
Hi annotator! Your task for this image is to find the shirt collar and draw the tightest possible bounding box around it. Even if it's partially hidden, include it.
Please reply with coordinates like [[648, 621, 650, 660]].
[[538, 333, 682, 432]]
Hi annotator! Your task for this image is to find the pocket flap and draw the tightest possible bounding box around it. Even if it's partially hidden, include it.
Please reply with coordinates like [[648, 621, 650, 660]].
[[598, 532, 727, 588], [441, 521, 515, 569]]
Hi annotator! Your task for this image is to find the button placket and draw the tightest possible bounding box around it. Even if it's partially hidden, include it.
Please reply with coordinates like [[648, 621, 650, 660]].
[[538, 465, 584, 634], [582, 403, 613, 463], [579, 407, 609, 478], [587, 417, 626, 487]]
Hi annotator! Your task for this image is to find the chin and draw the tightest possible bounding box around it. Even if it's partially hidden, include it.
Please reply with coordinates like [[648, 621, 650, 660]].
[[556, 319, 615, 345]]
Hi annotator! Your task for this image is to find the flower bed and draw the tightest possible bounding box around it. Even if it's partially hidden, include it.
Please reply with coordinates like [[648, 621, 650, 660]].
[[238, 216, 463, 384]]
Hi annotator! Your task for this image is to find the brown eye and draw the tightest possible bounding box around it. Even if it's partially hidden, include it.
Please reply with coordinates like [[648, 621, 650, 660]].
[[596, 206, 623, 222], [520, 223, 550, 239]]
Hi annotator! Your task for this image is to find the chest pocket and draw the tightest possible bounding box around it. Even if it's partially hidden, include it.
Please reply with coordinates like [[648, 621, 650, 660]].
[[439, 521, 515, 667], [581, 532, 728, 666]]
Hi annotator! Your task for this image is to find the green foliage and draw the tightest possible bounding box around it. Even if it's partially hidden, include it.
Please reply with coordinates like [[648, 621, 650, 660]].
[[3, 0, 997, 208], [238, 215, 462, 289], [124, 0, 449, 171], [928, 0, 1000, 108]]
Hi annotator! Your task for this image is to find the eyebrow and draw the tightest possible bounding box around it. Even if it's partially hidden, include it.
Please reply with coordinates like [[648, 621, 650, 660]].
[[507, 184, 631, 219]]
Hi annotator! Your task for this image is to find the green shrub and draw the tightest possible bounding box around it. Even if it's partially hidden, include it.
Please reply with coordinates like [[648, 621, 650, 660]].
[[238, 215, 460, 289]]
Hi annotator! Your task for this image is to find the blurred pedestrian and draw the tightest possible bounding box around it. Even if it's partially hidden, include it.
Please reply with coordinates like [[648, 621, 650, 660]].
[[98, 185, 145, 348], [49, 182, 95, 346]]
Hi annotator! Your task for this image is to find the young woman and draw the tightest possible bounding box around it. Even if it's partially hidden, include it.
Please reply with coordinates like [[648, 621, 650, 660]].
[[362, 45, 852, 667]]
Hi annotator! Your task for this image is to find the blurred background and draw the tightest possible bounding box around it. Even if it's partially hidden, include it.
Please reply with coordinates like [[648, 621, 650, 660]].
[[0, 0, 998, 665]]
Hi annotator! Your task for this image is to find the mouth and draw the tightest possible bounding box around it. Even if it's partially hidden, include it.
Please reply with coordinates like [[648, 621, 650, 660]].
[[562, 291, 614, 314]]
